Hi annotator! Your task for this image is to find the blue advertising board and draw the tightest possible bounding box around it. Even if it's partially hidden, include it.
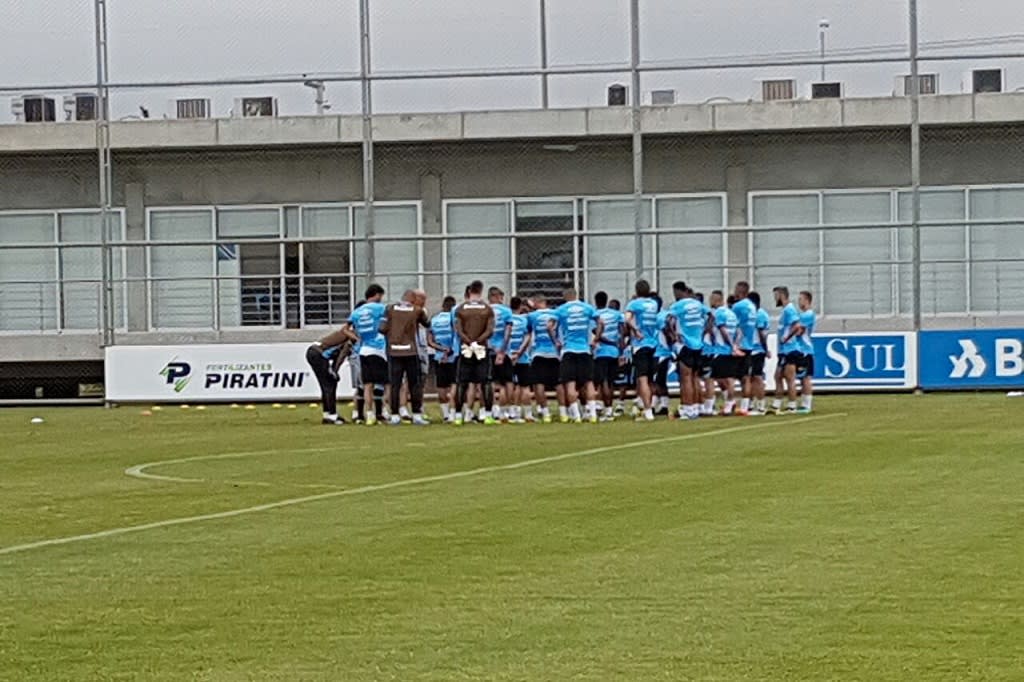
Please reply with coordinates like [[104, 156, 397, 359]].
[[812, 333, 917, 390], [918, 329, 1024, 390]]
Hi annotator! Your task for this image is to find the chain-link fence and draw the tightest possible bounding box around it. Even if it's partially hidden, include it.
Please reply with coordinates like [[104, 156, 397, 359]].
[[1, 0, 1024, 375]]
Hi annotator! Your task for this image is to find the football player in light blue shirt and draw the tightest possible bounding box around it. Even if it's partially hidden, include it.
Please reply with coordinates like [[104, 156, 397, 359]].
[[797, 290, 817, 414], [593, 291, 626, 421], [506, 296, 534, 423], [731, 281, 758, 415], [487, 286, 515, 421], [428, 295, 459, 423], [654, 304, 674, 416], [344, 283, 388, 425], [527, 295, 561, 423], [708, 292, 741, 415], [624, 279, 660, 421], [772, 286, 805, 415], [747, 291, 772, 415], [668, 281, 706, 419], [549, 288, 603, 423]]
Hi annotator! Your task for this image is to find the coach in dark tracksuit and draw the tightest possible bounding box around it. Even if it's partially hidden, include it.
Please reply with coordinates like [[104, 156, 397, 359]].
[[306, 330, 354, 425]]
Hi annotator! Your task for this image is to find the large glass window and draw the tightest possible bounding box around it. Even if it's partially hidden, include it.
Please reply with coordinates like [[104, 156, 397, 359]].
[[355, 205, 420, 299], [897, 190, 966, 315], [822, 192, 894, 316], [655, 196, 725, 295], [969, 187, 1024, 312], [751, 194, 820, 300], [585, 199, 652, 301], [149, 210, 214, 329], [301, 206, 350, 326], [0, 214, 57, 331], [58, 212, 124, 331], [514, 201, 576, 299], [216, 208, 282, 327], [445, 202, 511, 295]]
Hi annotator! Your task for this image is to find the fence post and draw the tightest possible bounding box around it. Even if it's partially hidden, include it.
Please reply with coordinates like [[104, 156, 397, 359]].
[[629, 0, 644, 284]]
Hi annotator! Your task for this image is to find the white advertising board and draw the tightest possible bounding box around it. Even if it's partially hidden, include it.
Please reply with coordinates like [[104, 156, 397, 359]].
[[105, 343, 353, 403]]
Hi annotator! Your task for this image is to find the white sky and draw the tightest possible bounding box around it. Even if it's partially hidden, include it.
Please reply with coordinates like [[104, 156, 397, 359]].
[[1, 0, 1021, 121]]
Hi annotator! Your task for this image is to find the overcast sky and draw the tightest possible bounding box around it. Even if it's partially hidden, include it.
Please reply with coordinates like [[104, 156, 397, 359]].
[[1, 0, 1021, 121]]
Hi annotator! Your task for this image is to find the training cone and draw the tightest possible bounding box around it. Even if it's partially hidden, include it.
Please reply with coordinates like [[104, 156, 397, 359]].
[[140, 410, 152, 416], [30, 417, 45, 424], [287, 404, 297, 410], [180, 404, 190, 410], [230, 403, 240, 409], [272, 403, 282, 409], [195, 405, 207, 411], [151, 406, 163, 412], [309, 403, 318, 409], [245, 405, 257, 411]]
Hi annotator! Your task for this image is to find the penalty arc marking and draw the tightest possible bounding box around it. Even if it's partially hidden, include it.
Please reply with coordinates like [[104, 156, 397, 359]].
[[0, 414, 845, 557]]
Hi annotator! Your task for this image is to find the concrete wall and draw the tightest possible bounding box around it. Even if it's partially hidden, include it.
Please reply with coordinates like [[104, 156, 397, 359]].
[[2, 122, 1024, 361]]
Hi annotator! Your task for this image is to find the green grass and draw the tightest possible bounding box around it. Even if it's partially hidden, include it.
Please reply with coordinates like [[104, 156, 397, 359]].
[[1, 395, 1021, 681]]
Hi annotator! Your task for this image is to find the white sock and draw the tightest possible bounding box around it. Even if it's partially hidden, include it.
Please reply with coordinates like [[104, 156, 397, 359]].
[[788, 401, 797, 411], [803, 395, 813, 410], [703, 398, 715, 414], [399, 406, 410, 418], [723, 400, 735, 414], [772, 399, 782, 410], [644, 408, 654, 420], [740, 398, 750, 412], [539, 406, 549, 418], [440, 404, 450, 420], [568, 403, 580, 420], [559, 405, 568, 418], [493, 405, 502, 420], [323, 412, 332, 420]]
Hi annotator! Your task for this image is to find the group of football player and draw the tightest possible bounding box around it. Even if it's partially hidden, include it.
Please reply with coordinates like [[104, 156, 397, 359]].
[[306, 278, 817, 425]]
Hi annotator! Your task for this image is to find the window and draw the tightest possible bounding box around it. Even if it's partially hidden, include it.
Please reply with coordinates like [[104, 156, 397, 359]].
[[514, 201, 576, 299], [897, 190, 966, 315], [216, 208, 282, 327], [968, 187, 1024, 312], [822, 192, 893, 316], [585, 199, 652, 301], [751, 194, 820, 300], [445, 203, 511, 295], [655, 196, 725, 295], [355, 205, 420, 299], [149, 210, 214, 329], [0, 214, 57, 331], [301, 206, 351, 326], [59, 212, 124, 331]]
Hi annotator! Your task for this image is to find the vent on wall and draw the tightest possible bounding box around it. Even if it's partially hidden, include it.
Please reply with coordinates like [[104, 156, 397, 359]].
[[650, 89, 676, 105], [810, 82, 842, 99], [63, 93, 98, 121], [234, 97, 278, 118], [761, 79, 796, 101], [607, 84, 628, 106], [13, 95, 58, 122], [895, 74, 939, 96], [175, 98, 211, 119], [971, 69, 1003, 93]]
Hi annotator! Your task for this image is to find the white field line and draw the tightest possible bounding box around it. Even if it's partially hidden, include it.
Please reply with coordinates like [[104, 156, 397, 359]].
[[0, 414, 844, 557]]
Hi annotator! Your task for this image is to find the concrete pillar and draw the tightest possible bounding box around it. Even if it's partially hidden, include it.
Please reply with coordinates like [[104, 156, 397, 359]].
[[419, 172, 443, 304], [123, 182, 147, 332], [725, 165, 749, 288]]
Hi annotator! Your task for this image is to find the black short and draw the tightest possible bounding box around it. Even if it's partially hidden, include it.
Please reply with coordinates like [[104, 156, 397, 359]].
[[655, 358, 671, 389], [513, 363, 533, 387], [434, 360, 457, 389], [748, 353, 766, 379], [560, 352, 594, 386], [798, 354, 815, 379], [633, 347, 657, 380], [711, 355, 739, 380], [677, 347, 703, 371], [593, 357, 619, 386], [359, 354, 389, 385], [613, 362, 634, 387], [700, 355, 714, 379], [492, 357, 515, 385], [780, 351, 810, 373], [531, 357, 560, 390], [457, 355, 491, 385]]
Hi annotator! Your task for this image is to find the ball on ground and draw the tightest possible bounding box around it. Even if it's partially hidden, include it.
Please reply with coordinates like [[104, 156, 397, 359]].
[[30, 417, 45, 424]]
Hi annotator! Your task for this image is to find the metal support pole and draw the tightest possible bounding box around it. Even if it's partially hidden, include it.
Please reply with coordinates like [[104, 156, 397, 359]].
[[540, 0, 549, 109], [94, 0, 114, 348], [629, 0, 644, 282], [359, 0, 376, 282], [909, 0, 922, 331]]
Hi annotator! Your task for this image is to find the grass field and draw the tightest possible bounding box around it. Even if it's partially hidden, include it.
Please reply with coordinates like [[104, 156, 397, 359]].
[[1, 395, 1021, 681]]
